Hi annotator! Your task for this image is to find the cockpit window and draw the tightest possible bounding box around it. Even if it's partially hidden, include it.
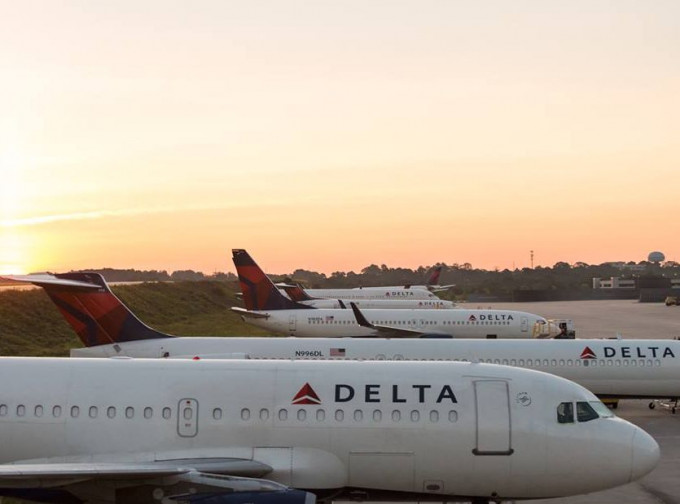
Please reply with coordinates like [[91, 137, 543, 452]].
[[557, 402, 574, 424], [589, 401, 614, 418], [576, 401, 599, 422]]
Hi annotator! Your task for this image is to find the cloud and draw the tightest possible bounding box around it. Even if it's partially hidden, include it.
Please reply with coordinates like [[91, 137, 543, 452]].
[[1, 206, 201, 228]]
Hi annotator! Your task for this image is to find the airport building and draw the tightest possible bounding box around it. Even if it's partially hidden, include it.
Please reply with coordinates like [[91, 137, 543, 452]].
[[592, 277, 637, 289]]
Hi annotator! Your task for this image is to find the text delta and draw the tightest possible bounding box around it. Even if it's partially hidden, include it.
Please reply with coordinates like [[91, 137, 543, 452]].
[[335, 384, 458, 404], [603, 346, 675, 359]]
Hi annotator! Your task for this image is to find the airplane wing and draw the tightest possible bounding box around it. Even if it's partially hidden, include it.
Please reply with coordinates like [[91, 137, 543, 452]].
[[349, 303, 448, 338], [231, 307, 271, 319], [0, 459, 315, 503]]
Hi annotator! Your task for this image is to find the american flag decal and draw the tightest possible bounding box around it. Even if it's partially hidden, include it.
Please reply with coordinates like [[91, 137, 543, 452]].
[[330, 348, 346, 357]]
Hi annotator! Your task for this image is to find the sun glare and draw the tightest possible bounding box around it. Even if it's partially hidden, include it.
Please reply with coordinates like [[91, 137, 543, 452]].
[[1, 149, 30, 274]]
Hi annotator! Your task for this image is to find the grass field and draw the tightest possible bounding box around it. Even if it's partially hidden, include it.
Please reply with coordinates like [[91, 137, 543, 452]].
[[0, 280, 272, 357]]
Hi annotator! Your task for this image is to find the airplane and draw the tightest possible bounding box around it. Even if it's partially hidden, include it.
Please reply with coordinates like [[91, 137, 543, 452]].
[[279, 283, 455, 310], [0, 356, 660, 503], [348, 265, 456, 293], [5, 273, 680, 403], [273, 266, 452, 301], [231, 249, 548, 338]]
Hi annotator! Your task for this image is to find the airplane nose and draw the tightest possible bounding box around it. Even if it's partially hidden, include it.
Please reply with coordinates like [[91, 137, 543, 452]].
[[630, 428, 660, 482]]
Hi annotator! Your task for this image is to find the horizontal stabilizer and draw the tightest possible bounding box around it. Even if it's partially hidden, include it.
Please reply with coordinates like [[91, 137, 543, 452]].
[[0, 274, 101, 290], [231, 307, 271, 319]]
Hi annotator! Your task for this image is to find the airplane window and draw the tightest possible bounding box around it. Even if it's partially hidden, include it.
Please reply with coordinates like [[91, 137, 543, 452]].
[[70, 406, 79, 418], [615, 360, 621, 367], [16, 405, 25, 417], [589, 401, 614, 418], [411, 410, 420, 422], [647, 360, 653, 367], [242, 408, 252, 421], [278, 409, 288, 421], [576, 402, 599, 422], [576, 360, 582, 366], [631, 360, 637, 367], [213, 408, 222, 420], [34, 405, 43, 418], [260, 408, 270, 421], [494, 359, 500, 364], [448, 410, 458, 423], [567, 359, 573, 366], [335, 409, 344, 422], [430, 410, 439, 423], [354, 409, 363, 422], [543, 359, 549, 366], [526, 359, 532, 366], [373, 409, 382, 422], [107, 407, 116, 419], [559, 359, 565, 366], [298, 409, 307, 421], [89, 406, 98, 419], [316, 409, 325, 422], [52, 405, 61, 418], [162, 407, 171, 419], [557, 402, 574, 424], [144, 407, 153, 419], [392, 410, 401, 422], [126, 407, 135, 419], [0, 405, 6, 417], [502, 359, 509, 365], [551, 359, 557, 366], [655, 359, 661, 366]]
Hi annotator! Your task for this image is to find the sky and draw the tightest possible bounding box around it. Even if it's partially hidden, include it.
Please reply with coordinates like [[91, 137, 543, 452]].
[[1, 1, 679, 275]]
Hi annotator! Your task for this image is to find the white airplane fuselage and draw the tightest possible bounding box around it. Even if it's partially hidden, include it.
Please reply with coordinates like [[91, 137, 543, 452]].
[[299, 298, 455, 309], [72, 338, 680, 399], [0, 358, 658, 501], [303, 287, 438, 300], [237, 308, 545, 338]]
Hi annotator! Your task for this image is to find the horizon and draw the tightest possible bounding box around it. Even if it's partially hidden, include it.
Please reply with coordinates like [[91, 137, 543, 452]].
[[2, 1, 679, 275]]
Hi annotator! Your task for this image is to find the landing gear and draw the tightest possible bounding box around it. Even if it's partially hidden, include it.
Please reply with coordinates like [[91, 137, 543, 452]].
[[649, 399, 678, 413]]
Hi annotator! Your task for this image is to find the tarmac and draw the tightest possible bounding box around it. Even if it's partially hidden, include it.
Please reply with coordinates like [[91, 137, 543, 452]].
[[490, 299, 680, 504]]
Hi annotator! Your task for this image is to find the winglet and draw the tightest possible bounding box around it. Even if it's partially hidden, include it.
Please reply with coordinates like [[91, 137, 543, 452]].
[[0, 273, 172, 346], [232, 249, 310, 311], [349, 302, 374, 328]]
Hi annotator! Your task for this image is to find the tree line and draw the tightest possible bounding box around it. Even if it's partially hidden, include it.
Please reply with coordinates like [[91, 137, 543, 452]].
[[71, 261, 680, 299]]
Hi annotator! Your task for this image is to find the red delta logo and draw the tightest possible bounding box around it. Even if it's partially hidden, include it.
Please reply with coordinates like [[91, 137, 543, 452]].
[[580, 347, 596, 359], [468, 315, 477, 322], [292, 383, 321, 405]]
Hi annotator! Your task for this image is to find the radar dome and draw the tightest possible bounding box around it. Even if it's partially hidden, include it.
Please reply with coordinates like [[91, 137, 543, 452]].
[[648, 251, 665, 263]]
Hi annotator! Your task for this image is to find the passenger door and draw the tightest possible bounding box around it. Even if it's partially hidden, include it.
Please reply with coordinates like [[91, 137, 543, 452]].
[[288, 314, 297, 334], [473, 380, 513, 455]]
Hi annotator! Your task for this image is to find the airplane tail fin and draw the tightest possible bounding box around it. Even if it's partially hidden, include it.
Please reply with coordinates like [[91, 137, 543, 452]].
[[1, 273, 172, 347], [280, 284, 314, 302], [427, 266, 442, 286], [232, 249, 310, 311]]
